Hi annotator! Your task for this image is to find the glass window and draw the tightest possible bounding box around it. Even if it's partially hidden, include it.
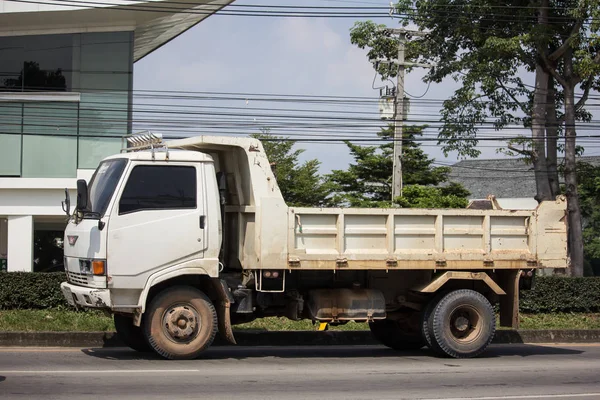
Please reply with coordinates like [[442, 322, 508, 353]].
[[78, 137, 124, 170], [0, 34, 73, 92], [0, 134, 21, 176], [88, 158, 128, 217], [0, 102, 23, 176], [23, 102, 78, 136], [21, 135, 77, 178], [77, 31, 133, 144], [33, 228, 66, 273], [119, 166, 197, 215]]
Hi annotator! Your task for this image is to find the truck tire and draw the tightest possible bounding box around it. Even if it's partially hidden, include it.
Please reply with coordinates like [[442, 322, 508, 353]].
[[429, 289, 496, 358], [143, 286, 217, 360], [420, 296, 438, 351], [114, 314, 152, 353], [420, 292, 447, 351], [369, 317, 424, 351]]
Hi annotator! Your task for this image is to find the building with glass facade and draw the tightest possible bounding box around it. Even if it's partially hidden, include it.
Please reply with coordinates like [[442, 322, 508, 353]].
[[0, 0, 233, 272]]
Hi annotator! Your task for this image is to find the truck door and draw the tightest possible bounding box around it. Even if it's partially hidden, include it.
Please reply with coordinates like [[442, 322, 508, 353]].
[[107, 163, 207, 282]]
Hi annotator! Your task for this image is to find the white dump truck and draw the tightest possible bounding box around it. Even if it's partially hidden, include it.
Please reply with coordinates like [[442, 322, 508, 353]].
[[60, 133, 568, 359]]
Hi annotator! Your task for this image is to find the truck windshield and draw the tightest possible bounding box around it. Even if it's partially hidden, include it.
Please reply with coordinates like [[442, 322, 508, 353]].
[[86, 158, 128, 218]]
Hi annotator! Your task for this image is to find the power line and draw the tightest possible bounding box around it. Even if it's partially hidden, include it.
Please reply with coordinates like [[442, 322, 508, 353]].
[[2, 85, 598, 105], [5, 0, 391, 17], [5, 114, 600, 140], [5, 99, 600, 135], [4, 90, 599, 112], [9, 0, 590, 12], [6, 0, 600, 26]]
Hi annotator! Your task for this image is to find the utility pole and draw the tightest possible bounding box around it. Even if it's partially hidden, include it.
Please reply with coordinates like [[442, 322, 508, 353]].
[[392, 29, 406, 200], [378, 29, 430, 201]]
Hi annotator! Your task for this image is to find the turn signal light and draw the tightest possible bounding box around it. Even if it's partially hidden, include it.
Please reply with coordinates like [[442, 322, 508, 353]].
[[92, 260, 106, 276]]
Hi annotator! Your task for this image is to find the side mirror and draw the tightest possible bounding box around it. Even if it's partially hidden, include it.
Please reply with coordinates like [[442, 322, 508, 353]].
[[61, 188, 71, 217], [76, 179, 89, 211]]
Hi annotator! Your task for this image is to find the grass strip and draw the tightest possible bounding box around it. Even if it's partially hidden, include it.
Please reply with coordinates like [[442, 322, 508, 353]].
[[2, 310, 600, 332], [0, 309, 114, 332]]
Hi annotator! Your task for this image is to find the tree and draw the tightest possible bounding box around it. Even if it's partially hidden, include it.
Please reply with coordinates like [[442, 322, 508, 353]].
[[252, 130, 332, 207], [533, 0, 600, 277], [577, 162, 600, 275], [396, 184, 469, 209], [350, 0, 600, 275], [4, 61, 66, 91], [327, 125, 469, 207]]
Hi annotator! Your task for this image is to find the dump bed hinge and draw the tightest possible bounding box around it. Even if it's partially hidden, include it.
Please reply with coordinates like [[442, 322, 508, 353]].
[[288, 257, 301, 268]]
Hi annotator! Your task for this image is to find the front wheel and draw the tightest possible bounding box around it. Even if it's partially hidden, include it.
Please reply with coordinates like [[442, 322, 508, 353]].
[[429, 289, 496, 358], [144, 286, 217, 360]]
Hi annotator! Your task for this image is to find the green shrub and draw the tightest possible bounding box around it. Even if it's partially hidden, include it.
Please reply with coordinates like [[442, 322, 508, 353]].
[[0, 272, 67, 309], [520, 276, 600, 313]]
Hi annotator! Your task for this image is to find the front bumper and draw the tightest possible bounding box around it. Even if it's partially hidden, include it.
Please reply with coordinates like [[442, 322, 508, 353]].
[[61, 282, 112, 309]]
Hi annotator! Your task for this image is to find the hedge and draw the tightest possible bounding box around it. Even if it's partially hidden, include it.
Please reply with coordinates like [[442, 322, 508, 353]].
[[0, 272, 67, 309], [520, 276, 600, 313], [2, 272, 600, 313]]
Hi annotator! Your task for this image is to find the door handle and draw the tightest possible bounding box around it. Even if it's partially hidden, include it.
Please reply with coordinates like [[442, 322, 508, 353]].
[[199, 215, 206, 229]]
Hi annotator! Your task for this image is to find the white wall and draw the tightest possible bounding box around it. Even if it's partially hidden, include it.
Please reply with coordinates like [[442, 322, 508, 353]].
[[7, 215, 33, 272], [0, 168, 94, 217], [0, 189, 76, 216]]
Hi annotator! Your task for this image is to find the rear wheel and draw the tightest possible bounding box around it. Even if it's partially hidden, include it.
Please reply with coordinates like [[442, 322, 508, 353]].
[[421, 292, 446, 352], [429, 289, 496, 358], [144, 286, 217, 360], [114, 314, 152, 353], [369, 313, 424, 351]]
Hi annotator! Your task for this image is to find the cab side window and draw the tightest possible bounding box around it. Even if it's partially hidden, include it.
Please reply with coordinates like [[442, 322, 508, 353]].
[[119, 165, 196, 215]]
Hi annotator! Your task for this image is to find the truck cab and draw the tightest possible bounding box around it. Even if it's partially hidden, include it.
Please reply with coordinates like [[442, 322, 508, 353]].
[[62, 149, 221, 312]]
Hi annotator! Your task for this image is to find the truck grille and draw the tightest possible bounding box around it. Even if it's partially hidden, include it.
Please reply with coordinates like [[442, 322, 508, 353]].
[[66, 271, 89, 285]]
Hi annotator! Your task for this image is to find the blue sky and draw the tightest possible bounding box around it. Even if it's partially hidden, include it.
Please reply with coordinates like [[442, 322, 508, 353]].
[[133, 0, 521, 173]]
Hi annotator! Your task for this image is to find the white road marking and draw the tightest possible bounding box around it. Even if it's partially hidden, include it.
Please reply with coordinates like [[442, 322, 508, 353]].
[[0, 348, 85, 352], [0, 369, 200, 374], [422, 393, 600, 400]]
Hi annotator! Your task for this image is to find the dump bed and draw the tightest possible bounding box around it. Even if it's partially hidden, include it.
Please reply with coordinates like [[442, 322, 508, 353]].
[[287, 198, 568, 271]]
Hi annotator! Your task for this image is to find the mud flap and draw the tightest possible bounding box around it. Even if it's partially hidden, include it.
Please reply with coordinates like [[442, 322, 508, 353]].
[[214, 279, 237, 345], [498, 270, 520, 329]]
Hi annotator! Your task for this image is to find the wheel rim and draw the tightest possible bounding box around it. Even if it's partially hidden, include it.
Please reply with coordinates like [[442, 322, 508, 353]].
[[446, 305, 482, 345], [161, 303, 201, 343]]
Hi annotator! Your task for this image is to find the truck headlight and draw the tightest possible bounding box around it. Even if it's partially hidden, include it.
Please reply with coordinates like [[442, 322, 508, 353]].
[[79, 259, 91, 275], [79, 259, 106, 276]]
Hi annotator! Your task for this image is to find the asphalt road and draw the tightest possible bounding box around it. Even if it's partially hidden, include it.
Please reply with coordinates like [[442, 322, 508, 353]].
[[0, 344, 600, 400]]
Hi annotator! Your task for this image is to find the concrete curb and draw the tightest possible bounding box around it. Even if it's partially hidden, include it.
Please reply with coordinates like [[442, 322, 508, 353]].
[[2, 330, 600, 348]]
